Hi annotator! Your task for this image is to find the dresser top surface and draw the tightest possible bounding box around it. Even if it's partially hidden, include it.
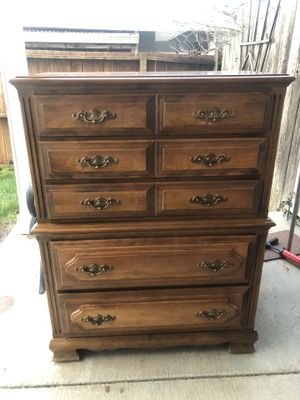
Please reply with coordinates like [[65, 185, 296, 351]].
[[11, 71, 294, 88]]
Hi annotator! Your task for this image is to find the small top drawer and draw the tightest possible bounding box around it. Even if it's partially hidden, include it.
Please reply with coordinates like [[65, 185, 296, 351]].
[[39, 140, 154, 180], [157, 180, 261, 216], [157, 138, 266, 177], [33, 94, 155, 136], [159, 93, 273, 134], [45, 183, 155, 221]]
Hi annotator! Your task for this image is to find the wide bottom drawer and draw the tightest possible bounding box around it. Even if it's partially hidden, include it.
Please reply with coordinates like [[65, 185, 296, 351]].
[[51, 236, 255, 290], [59, 286, 248, 336]]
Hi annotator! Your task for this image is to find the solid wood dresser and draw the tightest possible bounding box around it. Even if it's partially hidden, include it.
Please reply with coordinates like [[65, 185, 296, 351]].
[[11, 72, 293, 361]]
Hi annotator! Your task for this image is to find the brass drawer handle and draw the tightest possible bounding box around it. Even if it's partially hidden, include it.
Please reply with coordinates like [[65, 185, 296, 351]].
[[199, 259, 233, 272], [189, 194, 227, 206], [195, 309, 227, 320], [80, 197, 121, 210], [193, 107, 235, 122], [76, 263, 113, 277], [72, 108, 117, 124], [81, 314, 116, 326], [191, 152, 231, 167], [198, 249, 244, 272], [77, 155, 118, 169]]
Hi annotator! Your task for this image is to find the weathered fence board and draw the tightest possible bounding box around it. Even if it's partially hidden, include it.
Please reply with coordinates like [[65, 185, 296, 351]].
[[26, 50, 214, 74], [0, 118, 12, 164], [0, 82, 6, 115], [222, 0, 300, 210], [0, 70, 12, 165]]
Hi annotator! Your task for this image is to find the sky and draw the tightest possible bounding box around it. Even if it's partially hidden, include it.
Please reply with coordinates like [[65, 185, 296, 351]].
[[5, 0, 246, 31]]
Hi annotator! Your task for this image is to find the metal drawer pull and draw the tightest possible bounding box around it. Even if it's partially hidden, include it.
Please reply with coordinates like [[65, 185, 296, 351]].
[[198, 249, 244, 272], [80, 197, 121, 210], [189, 194, 227, 206], [77, 155, 118, 169], [195, 309, 227, 320], [199, 259, 233, 272], [193, 107, 235, 122], [191, 152, 231, 167], [81, 314, 116, 326], [72, 108, 117, 124], [76, 263, 113, 277]]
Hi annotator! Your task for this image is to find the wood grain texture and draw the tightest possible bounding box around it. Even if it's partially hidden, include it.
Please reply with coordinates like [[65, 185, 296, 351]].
[[58, 286, 247, 336], [32, 94, 156, 136], [45, 183, 155, 220], [39, 140, 154, 180], [0, 71, 7, 115], [11, 72, 292, 361], [157, 181, 261, 216], [11, 72, 294, 88], [0, 118, 12, 164], [157, 138, 266, 177], [44, 180, 262, 221], [32, 218, 275, 237], [26, 51, 215, 79], [49, 328, 258, 361], [158, 92, 270, 134], [50, 235, 255, 290]]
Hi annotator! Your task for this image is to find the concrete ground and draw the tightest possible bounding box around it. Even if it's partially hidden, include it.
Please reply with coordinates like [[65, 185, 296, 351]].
[[0, 212, 299, 399]]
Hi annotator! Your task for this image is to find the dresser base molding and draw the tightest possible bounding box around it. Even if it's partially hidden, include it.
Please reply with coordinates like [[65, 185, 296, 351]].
[[32, 218, 275, 237], [50, 329, 258, 361]]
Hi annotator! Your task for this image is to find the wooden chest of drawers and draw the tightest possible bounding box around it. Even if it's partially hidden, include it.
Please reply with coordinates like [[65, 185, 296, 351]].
[[11, 72, 293, 361]]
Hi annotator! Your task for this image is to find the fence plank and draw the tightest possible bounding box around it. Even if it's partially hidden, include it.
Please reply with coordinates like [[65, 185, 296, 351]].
[[0, 71, 6, 115], [0, 118, 12, 164], [0, 71, 12, 164]]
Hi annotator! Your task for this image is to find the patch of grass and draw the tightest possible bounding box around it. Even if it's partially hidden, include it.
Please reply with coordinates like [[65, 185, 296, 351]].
[[0, 165, 19, 240]]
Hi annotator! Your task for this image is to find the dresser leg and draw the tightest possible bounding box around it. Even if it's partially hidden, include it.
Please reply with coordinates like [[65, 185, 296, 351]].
[[229, 343, 255, 354], [50, 339, 80, 362], [52, 349, 80, 362]]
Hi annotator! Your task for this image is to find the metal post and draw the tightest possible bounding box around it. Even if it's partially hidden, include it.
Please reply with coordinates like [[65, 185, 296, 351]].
[[287, 172, 300, 250]]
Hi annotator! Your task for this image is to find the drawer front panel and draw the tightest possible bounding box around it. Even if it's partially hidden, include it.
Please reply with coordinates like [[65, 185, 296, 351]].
[[59, 287, 247, 336], [45, 184, 154, 220], [51, 236, 255, 290], [40, 140, 154, 179], [33, 94, 155, 136], [157, 181, 261, 216], [157, 138, 266, 177], [159, 93, 272, 134]]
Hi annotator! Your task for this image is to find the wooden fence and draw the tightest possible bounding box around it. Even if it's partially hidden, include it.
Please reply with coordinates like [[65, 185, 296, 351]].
[[0, 71, 12, 164], [222, 0, 300, 210], [26, 50, 214, 74]]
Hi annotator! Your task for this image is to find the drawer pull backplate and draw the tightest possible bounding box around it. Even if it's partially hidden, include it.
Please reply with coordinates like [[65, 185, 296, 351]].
[[195, 309, 227, 320], [189, 194, 227, 206], [199, 259, 233, 272], [198, 249, 244, 272], [76, 263, 113, 277], [81, 314, 116, 326], [76, 155, 118, 169], [191, 152, 231, 167], [72, 108, 117, 124], [80, 197, 121, 210], [193, 107, 235, 122]]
